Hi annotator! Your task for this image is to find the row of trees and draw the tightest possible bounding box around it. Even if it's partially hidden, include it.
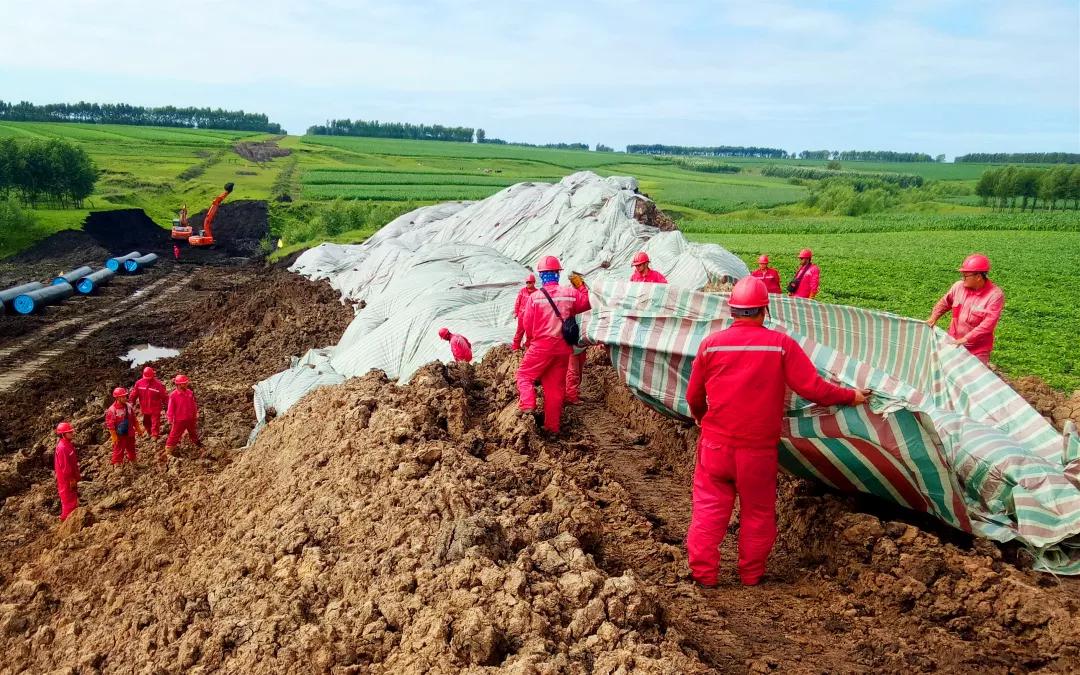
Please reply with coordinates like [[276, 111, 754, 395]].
[[307, 119, 474, 142], [627, 144, 787, 158], [0, 100, 283, 133], [761, 165, 924, 188], [0, 138, 97, 206], [799, 150, 941, 162], [957, 152, 1079, 164], [974, 166, 1080, 210]]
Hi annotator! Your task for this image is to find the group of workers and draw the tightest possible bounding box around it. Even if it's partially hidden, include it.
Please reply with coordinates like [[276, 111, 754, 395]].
[[52, 367, 203, 521], [437, 247, 1004, 586]]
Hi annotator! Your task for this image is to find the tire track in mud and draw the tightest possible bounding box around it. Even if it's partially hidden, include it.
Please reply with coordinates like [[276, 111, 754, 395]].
[[0, 273, 192, 393]]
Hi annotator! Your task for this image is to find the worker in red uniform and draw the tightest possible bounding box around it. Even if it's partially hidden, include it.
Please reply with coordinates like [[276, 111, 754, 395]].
[[787, 249, 819, 299], [563, 270, 590, 405], [750, 255, 783, 294], [54, 422, 80, 521], [105, 387, 142, 466], [685, 276, 867, 587], [927, 253, 1005, 364], [131, 366, 168, 440], [439, 327, 474, 362], [630, 251, 668, 284], [164, 374, 202, 462], [511, 274, 537, 351], [516, 256, 591, 433], [173, 243, 181, 262]]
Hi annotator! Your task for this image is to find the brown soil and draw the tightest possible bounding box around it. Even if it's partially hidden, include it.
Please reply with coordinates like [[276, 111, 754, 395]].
[[185, 200, 270, 257], [1007, 375, 1080, 432], [0, 327, 1076, 672], [233, 139, 291, 163]]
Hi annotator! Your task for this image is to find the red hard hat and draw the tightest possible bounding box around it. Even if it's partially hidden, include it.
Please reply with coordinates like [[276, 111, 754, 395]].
[[729, 276, 770, 309], [525, 274, 536, 283], [174, 374, 190, 385], [958, 253, 990, 273], [143, 366, 155, 378], [438, 327, 451, 340], [798, 249, 813, 259], [112, 387, 127, 398], [537, 255, 562, 272], [632, 251, 650, 266], [56, 422, 74, 435], [758, 255, 769, 265]]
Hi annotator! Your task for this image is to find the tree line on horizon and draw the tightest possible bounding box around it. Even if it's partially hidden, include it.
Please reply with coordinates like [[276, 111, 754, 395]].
[[307, 119, 475, 143], [626, 144, 788, 159], [0, 100, 283, 133], [0, 137, 97, 207], [475, 130, 588, 150], [957, 152, 1079, 164], [974, 165, 1080, 211]]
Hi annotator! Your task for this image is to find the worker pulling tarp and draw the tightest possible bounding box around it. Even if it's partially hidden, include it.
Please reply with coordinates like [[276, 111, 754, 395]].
[[580, 279, 1080, 574]]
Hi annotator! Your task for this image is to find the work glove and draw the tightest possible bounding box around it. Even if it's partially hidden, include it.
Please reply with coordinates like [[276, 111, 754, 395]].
[[569, 272, 585, 289], [109, 430, 119, 445]]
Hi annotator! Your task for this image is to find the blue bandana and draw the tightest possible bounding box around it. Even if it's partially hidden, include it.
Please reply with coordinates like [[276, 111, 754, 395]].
[[539, 271, 560, 285]]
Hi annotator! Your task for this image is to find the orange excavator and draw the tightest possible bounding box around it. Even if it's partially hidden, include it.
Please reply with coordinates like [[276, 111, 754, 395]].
[[171, 182, 234, 246]]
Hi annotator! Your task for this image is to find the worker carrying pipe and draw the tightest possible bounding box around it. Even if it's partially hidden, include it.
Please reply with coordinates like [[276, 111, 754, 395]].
[[685, 276, 868, 587], [750, 255, 783, 294], [511, 274, 537, 351], [927, 253, 1005, 364], [105, 387, 143, 467], [787, 249, 819, 299], [629, 251, 668, 284], [164, 374, 203, 462], [516, 255, 590, 434], [438, 328, 473, 362], [53, 422, 81, 521], [131, 366, 168, 440]]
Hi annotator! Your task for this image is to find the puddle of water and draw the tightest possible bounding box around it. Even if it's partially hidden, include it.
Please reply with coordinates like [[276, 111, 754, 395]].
[[120, 344, 181, 368]]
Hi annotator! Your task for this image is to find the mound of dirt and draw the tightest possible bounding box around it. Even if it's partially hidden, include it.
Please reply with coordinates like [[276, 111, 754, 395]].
[[1, 340, 1077, 672], [233, 140, 291, 163], [1009, 375, 1080, 432], [187, 200, 269, 257], [83, 208, 171, 255]]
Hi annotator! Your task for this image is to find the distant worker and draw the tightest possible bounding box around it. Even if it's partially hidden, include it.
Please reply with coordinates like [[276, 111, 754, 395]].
[[164, 374, 203, 462], [927, 253, 1004, 364], [511, 274, 537, 351], [53, 422, 81, 521], [516, 256, 590, 433], [564, 270, 589, 405], [750, 255, 783, 294], [787, 249, 819, 299], [131, 366, 168, 440], [630, 252, 668, 283], [685, 276, 867, 587], [439, 327, 474, 362], [105, 387, 142, 467], [173, 243, 181, 262]]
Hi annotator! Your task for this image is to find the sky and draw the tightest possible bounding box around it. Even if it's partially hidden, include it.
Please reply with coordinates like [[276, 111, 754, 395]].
[[1, 0, 1078, 158]]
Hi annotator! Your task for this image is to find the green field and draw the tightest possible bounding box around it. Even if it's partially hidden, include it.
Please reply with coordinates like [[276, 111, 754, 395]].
[[2, 121, 1078, 391]]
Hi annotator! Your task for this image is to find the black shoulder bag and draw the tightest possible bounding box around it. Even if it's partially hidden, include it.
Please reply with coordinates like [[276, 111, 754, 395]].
[[539, 288, 580, 346]]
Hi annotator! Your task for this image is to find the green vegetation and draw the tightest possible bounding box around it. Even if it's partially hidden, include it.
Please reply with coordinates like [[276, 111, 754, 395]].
[[308, 118, 473, 142], [669, 158, 742, 174], [760, 164, 924, 188], [974, 165, 1080, 210], [0, 100, 283, 133], [956, 152, 1079, 164], [627, 144, 787, 158], [0, 137, 96, 206]]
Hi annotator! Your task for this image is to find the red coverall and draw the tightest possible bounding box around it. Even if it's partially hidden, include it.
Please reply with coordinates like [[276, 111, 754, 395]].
[[685, 321, 857, 586], [131, 376, 168, 438], [105, 402, 139, 464], [751, 267, 783, 294], [54, 437, 80, 520], [516, 282, 590, 432], [511, 286, 536, 350], [166, 388, 201, 448], [449, 333, 473, 362], [929, 280, 1005, 364], [630, 269, 669, 283], [790, 263, 819, 298]]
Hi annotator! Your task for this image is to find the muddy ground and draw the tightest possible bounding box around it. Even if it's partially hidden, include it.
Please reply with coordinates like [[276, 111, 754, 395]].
[[1, 207, 1078, 671]]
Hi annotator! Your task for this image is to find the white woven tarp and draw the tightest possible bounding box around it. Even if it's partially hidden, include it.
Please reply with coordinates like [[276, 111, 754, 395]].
[[252, 171, 747, 432]]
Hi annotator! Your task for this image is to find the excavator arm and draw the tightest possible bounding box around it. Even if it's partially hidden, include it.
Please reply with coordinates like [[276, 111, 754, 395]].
[[189, 182, 234, 247]]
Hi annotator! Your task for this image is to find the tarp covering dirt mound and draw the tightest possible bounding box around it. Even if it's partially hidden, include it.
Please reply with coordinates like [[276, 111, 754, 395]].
[[253, 171, 746, 434], [583, 279, 1080, 573], [188, 200, 269, 257]]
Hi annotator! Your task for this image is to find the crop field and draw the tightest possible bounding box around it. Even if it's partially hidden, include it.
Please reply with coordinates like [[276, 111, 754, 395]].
[[712, 156, 1002, 181], [689, 212, 1080, 390]]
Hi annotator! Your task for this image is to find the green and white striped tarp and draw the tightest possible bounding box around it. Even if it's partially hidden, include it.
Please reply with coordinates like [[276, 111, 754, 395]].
[[581, 280, 1080, 574]]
